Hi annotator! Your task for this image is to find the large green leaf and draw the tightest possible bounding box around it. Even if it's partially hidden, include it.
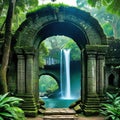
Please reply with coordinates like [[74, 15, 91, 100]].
[[0, 93, 9, 102], [0, 112, 13, 118], [0, 96, 23, 106], [0, 116, 4, 120]]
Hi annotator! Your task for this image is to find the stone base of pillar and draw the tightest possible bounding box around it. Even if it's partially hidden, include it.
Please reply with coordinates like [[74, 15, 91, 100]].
[[16, 94, 38, 117], [99, 94, 107, 103], [84, 94, 100, 116]]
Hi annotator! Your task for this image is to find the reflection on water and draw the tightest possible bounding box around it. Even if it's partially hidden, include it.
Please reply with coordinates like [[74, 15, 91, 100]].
[[42, 97, 77, 108]]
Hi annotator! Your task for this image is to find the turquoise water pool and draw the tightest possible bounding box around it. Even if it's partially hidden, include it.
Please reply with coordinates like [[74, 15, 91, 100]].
[[42, 98, 77, 108]]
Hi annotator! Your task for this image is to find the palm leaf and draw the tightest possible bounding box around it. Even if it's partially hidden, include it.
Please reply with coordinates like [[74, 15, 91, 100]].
[[0, 93, 25, 120], [0, 116, 4, 120], [106, 92, 114, 100], [0, 96, 23, 106], [0, 112, 13, 118], [5, 107, 20, 119], [0, 93, 9, 102]]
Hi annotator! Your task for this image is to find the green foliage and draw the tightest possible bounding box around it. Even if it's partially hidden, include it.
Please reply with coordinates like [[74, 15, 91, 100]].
[[39, 75, 59, 93], [100, 92, 120, 120], [77, 0, 120, 38], [102, 22, 113, 37], [39, 42, 49, 68], [0, 0, 39, 32], [0, 92, 25, 120], [63, 40, 81, 61], [42, 36, 81, 63], [88, 0, 97, 7], [27, 3, 69, 16], [88, 0, 120, 16]]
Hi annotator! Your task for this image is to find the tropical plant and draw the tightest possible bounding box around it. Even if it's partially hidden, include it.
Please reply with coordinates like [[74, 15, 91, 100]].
[[0, 0, 39, 94], [76, 0, 120, 38], [39, 42, 49, 68], [100, 92, 120, 120], [88, 0, 120, 16], [0, 92, 25, 120], [63, 40, 81, 61], [39, 75, 59, 93]]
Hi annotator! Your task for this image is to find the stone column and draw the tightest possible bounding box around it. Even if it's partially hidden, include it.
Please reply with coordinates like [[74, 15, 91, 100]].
[[17, 55, 25, 94], [87, 52, 97, 96], [84, 45, 108, 115], [26, 54, 34, 94], [84, 45, 100, 115], [97, 53, 105, 95], [33, 52, 39, 102], [81, 49, 86, 102]]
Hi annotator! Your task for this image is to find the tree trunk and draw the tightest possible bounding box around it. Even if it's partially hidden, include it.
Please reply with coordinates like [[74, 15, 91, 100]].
[[0, 0, 16, 94], [0, 0, 4, 16]]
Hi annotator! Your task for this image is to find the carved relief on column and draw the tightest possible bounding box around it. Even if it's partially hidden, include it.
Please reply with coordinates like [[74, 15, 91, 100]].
[[81, 49, 86, 102], [33, 52, 39, 102], [26, 54, 34, 94], [97, 53, 105, 95], [87, 52, 97, 95], [17, 55, 25, 94]]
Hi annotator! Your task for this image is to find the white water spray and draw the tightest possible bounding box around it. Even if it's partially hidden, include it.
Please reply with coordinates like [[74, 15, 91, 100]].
[[60, 49, 71, 99]]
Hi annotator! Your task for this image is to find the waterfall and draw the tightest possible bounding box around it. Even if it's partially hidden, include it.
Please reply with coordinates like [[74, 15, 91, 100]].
[[60, 49, 63, 97], [60, 49, 71, 99], [64, 49, 71, 98]]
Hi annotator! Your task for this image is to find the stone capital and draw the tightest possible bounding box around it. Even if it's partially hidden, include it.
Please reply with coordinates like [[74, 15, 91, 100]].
[[24, 47, 35, 55], [97, 54, 105, 60], [17, 54, 24, 59], [14, 47, 23, 54], [86, 45, 109, 53]]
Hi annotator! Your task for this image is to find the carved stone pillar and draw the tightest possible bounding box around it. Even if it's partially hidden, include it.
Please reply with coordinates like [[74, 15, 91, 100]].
[[33, 52, 39, 103], [19, 53, 38, 117], [87, 53, 97, 95], [15, 48, 38, 117], [84, 45, 108, 115], [26, 54, 34, 94], [81, 49, 86, 103], [97, 54, 105, 95], [17, 55, 25, 94], [84, 45, 100, 115]]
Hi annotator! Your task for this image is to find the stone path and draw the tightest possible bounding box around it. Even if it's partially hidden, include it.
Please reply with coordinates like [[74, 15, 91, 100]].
[[43, 108, 77, 120], [27, 108, 105, 120]]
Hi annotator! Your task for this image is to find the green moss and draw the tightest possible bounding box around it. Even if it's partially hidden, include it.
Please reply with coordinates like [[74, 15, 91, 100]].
[[24, 110, 38, 117], [84, 110, 99, 116], [27, 3, 69, 17], [86, 45, 109, 52]]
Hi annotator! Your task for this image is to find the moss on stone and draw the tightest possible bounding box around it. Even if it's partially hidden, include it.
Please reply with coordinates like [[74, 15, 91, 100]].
[[27, 3, 69, 18], [24, 110, 38, 117], [86, 45, 109, 52], [84, 110, 99, 116]]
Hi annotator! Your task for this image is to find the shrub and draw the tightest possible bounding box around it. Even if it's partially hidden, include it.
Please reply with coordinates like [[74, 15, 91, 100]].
[[0, 92, 25, 120], [100, 92, 120, 120]]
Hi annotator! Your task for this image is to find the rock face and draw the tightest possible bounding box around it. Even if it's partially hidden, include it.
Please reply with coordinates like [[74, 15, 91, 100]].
[[69, 99, 85, 113]]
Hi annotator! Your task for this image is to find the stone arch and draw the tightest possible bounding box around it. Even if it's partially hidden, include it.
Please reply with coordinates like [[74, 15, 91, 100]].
[[14, 4, 106, 49], [108, 72, 119, 87], [39, 72, 60, 89], [108, 73, 115, 86], [14, 4, 108, 116], [39, 74, 60, 97]]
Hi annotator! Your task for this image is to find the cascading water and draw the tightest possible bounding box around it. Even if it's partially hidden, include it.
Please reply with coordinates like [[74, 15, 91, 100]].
[[60, 49, 63, 97], [64, 49, 71, 98], [41, 49, 81, 108], [60, 49, 71, 99]]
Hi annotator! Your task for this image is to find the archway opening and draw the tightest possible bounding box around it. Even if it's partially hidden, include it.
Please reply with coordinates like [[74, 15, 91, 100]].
[[39, 35, 81, 108], [14, 4, 107, 115], [108, 73, 115, 86], [39, 75, 59, 97]]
